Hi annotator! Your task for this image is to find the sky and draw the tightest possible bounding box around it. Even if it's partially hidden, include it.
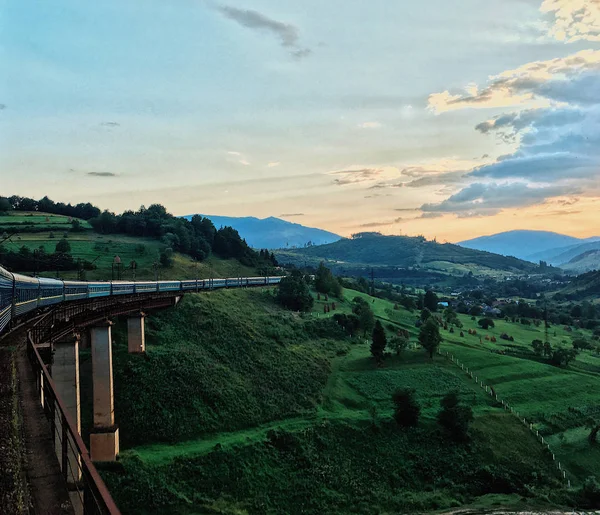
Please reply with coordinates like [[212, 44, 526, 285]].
[[1, 0, 599, 242]]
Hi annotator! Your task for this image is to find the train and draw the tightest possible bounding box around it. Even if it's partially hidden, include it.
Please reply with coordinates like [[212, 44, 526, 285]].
[[0, 264, 282, 334]]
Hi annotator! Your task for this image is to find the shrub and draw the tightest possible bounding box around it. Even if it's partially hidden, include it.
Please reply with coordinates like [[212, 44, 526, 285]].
[[276, 271, 314, 312], [478, 318, 495, 330], [437, 392, 473, 442], [392, 388, 420, 427]]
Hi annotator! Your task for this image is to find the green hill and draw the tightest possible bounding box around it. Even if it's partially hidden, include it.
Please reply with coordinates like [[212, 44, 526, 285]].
[[95, 287, 595, 514], [276, 233, 539, 276]]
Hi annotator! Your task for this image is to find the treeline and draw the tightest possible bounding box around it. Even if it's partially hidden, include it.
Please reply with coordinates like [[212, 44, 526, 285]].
[[2, 195, 277, 268], [1, 195, 101, 220]]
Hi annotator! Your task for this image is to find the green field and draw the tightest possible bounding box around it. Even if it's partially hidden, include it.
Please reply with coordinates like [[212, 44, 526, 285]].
[[94, 285, 598, 513], [0, 211, 92, 231], [1, 215, 256, 280]]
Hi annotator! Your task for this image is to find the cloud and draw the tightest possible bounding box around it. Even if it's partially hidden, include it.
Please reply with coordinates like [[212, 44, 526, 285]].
[[87, 172, 117, 177], [100, 121, 120, 127], [0, 104, 6, 110], [239, 159, 251, 166], [426, 48, 600, 218], [228, 151, 242, 156], [358, 122, 382, 129], [419, 212, 444, 219], [331, 168, 383, 185], [268, 162, 281, 167], [217, 5, 311, 59], [279, 213, 304, 217], [541, 0, 600, 42], [421, 182, 580, 216], [428, 49, 600, 113], [359, 217, 403, 228]]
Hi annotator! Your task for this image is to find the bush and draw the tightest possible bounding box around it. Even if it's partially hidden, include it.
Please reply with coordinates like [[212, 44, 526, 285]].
[[392, 389, 420, 427], [437, 392, 473, 442], [388, 335, 409, 356], [55, 238, 71, 253], [581, 476, 600, 508], [478, 318, 495, 330], [276, 271, 314, 312]]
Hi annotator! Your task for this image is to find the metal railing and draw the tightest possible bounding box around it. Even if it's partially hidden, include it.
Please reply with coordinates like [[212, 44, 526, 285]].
[[26, 331, 120, 514]]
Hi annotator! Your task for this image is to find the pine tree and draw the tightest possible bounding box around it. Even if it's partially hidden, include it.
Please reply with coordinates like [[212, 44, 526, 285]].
[[371, 320, 387, 364]]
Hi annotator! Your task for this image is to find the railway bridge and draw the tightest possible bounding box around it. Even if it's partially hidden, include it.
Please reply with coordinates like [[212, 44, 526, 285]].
[[0, 267, 282, 515]]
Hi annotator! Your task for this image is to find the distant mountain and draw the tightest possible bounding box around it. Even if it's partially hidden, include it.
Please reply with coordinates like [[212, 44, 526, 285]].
[[561, 249, 600, 274], [458, 230, 599, 261], [276, 232, 538, 273], [527, 240, 600, 267], [182, 214, 341, 250]]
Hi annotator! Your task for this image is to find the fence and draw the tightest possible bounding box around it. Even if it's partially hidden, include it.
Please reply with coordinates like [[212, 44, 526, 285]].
[[26, 331, 120, 514], [438, 348, 572, 489]]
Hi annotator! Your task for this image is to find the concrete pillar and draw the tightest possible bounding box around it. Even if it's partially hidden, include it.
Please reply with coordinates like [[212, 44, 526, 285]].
[[52, 334, 82, 483], [89, 322, 119, 462], [127, 314, 146, 354], [79, 329, 91, 350]]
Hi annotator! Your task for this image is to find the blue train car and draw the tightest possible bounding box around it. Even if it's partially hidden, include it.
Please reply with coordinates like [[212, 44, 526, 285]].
[[133, 282, 157, 293], [14, 273, 40, 316], [63, 280, 89, 301], [157, 281, 181, 292], [88, 282, 111, 298], [38, 277, 64, 307], [181, 280, 198, 291], [0, 267, 14, 333], [111, 282, 135, 295], [212, 278, 226, 289]]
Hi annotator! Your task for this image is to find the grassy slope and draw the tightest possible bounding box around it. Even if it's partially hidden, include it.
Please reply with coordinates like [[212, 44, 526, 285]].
[[98, 288, 580, 514], [0, 212, 256, 280], [275, 234, 537, 275]]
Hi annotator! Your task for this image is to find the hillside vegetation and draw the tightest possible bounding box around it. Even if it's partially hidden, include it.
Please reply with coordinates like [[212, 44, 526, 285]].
[[276, 233, 538, 275], [96, 287, 588, 514]]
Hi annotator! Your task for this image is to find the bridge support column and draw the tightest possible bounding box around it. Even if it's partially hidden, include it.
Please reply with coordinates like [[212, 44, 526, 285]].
[[90, 322, 119, 462], [127, 313, 145, 354], [79, 328, 91, 350], [52, 335, 82, 483]]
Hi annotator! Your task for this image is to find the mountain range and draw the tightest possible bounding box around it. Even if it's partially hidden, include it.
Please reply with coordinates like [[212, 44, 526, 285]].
[[276, 232, 538, 274], [459, 230, 600, 271], [182, 214, 341, 250]]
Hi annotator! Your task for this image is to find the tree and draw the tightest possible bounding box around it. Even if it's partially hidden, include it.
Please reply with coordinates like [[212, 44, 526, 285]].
[[531, 339, 544, 355], [420, 308, 432, 322], [444, 307, 462, 328], [352, 298, 375, 336], [478, 318, 495, 330], [55, 238, 71, 254], [437, 392, 473, 441], [276, 270, 314, 312], [550, 347, 578, 367], [424, 290, 439, 311], [388, 335, 409, 356], [159, 247, 173, 267], [392, 389, 420, 427], [371, 320, 387, 364], [315, 262, 342, 297], [419, 317, 442, 358], [0, 197, 11, 213]]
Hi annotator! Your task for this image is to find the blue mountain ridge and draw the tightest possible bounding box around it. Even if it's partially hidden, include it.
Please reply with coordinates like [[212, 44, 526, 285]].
[[182, 214, 341, 250], [458, 230, 600, 262]]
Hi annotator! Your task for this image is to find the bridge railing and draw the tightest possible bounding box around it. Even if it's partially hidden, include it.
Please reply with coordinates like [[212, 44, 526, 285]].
[[26, 331, 120, 515]]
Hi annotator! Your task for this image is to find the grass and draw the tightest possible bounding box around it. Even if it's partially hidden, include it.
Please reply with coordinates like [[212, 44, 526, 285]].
[[2, 230, 256, 280], [92, 285, 592, 514], [0, 211, 92, 231]]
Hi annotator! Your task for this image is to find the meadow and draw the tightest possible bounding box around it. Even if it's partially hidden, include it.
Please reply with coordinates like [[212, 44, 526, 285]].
[[95, 285, 595, 513], [0, 212, 255, 280]]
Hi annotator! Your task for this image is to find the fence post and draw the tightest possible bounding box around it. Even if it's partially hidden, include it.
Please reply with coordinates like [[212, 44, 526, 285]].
[[61, 413, 69, 482]]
